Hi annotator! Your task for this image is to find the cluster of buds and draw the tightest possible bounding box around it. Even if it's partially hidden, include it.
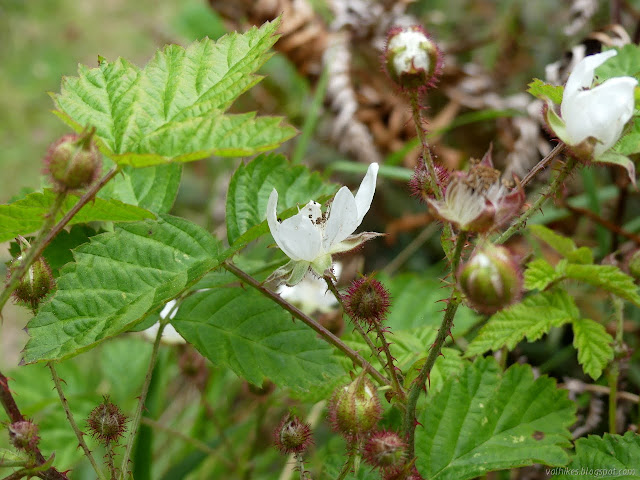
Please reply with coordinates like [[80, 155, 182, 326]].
[[45, 128, 101, 191], [343, 276, 391, 326], [273, 414, 313, 455], [457, 244, 522, 314], [328, 376, 382, 439], [8, 420, 40, 452], [425, 147, 524, 233], [384, 25, 443, 93], [8, 254, 55, 312], [86, 396, 128, 445]]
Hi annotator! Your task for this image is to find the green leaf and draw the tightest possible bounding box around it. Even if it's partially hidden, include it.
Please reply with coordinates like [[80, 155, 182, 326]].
[[465, 290, 579, 357], [226, 153, 338, 245], [571, 318, 614, 380], [594, 150, 636, 187], [415, 359, 575, 480], [562, 263, 640, 307], [614, 118, 640, 155], [595, 45, 640, 82], [528, 79, 564, 104], [528, 224, 593, 264], [171, 287, 343, 390], [0, 189, 154, 242], [552, 432, 640, 479], [98, 163, 182, 214], [404, 348, 467, 394], [53, 20, 296, 167], [22, 216, 221, 364], [524, 258, 563, 291]]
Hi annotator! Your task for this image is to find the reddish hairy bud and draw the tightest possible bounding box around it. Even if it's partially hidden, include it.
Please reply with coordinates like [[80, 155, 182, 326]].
[[344, 276, 390, 325], [363, 430, 407, 471], [9, 256, 55, 311], [273, 414, 313, 455], [87, 396, 128, 444], [45, 129, 101, 191], [328, 376, 382, 437], [8, 421, 40, 451]]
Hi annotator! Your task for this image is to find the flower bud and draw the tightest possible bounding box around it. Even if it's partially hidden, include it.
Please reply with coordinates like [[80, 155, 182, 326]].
[[8, 421, 39, 451], [9, 256, 55, 311], [45, 129, 101, 191], [363, 430, 407, 471], [87, 396, 128, 444], [328, 376, 382, 437], [384, 26, 442, 92], [344, 276, 390, 325], [409, 156, 449, 203], [458, 244, 522, 314], [273, 414, 313, 455]]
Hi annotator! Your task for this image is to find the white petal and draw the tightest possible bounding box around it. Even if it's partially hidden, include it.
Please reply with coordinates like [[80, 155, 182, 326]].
[[563, 50, 617, 99], [267, 189, 302, 261], [160, 300, 178, 320], [278, 213, 323, 262], [354, 163, 379, 224], [323, 186, 359, 249], [142, 322, 186, 345]]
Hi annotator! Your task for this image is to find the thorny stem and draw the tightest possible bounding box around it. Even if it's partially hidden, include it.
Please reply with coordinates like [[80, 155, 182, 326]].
[[372, 319, 406, 402], [0, 371, 68, 480], [335, 451, 356, 480], [105, 442, 117, 480], [402, 231, 467, 460], [609, 295, 625, 434], [294, 453, 308, 480], [223, 262, 391, 387], [48, 362, 105, 480], [496, 157, 577, 245], [520, 143, 565, 188], [0, 166, 121, 315], [322, 277, 386, 374], [119, 310, 169, 479]]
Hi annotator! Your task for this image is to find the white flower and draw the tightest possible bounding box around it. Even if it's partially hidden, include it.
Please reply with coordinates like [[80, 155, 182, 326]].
[[267, 163, 380, 285], [560, 50, 637, 158], [388, 30, 431, 76], [278, 263, 342, 314]]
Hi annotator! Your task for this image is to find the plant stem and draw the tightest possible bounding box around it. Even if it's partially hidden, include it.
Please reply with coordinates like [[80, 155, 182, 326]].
[[0, 371, 68, 480], [140, 417, 215, 455], [105, 442, 117, 480], [496, 157, 576, 245], [608, 295, 625, 434], [0, 167, 121, 314], [335, 453, 355, 480], [520, 143, 565, 188], [119, 316, 166, 479], [223, 262, 390, 387], [48, 362, 105, 480], [372, 319, 406, 402], [322, 277, 386, 372], [295, 453, 307, 480]]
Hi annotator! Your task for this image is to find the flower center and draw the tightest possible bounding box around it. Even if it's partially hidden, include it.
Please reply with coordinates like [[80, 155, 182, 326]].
[[301, 200, 326, 225], [462, 164, 501, 193]]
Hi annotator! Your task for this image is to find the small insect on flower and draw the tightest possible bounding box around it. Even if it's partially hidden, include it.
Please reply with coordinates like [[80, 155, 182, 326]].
[[267, 163, 381, 286], [426, 146, 524, 233]]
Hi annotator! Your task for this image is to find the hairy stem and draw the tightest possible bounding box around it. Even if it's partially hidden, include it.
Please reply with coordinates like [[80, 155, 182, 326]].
[[119, 313, 167, 479], [496, 157, 576, 245], [223, 262, 390, 387], [520, 143, 565, 188], [335, 452, 356, 480], [0, 167, 121, 314], [105, 442, 117, 480], [48, 362, 105, 480], [372, 321, 406, 403]]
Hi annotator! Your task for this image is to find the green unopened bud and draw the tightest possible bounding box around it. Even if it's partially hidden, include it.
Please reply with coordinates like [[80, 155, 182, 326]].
[[328, 376, 381, 437], [45, 129, 101, 190], [458, 244, 522, 314], [384, 26, 442, 92], [9, 256, 55, 311], [363, 430, 407, 471]]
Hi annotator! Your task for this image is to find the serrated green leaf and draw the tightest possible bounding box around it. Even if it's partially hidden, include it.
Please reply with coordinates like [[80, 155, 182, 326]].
[[552, 432, 640, 479], [614, 118, 640, 155], [0, 189, 153, 242], [171, 287, 343, 390], [415, 358, 575, 480], [53, 20, 296, 167], [465, 290, 579, 357], [528, 79, 564, 104], [226, 153, 338, 245], [524, 258, 562, 291], [571, 318, 614, 380], [594, 150, 636, 186], [595, 45, 640, 81], [22, 215, 221, 364], [98, 163, 182, 214], [563, 263, 640, 307]]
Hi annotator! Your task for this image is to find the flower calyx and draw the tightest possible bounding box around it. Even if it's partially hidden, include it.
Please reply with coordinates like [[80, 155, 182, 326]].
[[45, 128, 102, 191], [8, 252, 55, 312], [426, 146, 524, 233], [328, 375, 382, 438], [267, 163, 381, 286]]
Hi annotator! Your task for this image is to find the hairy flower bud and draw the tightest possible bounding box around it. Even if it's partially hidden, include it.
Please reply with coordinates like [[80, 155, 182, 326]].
[[45, 129, 101, 191], [8, 421, 39, 451], [344, 276, 390, 325], [273, 414, 313, 455], [363, 430, 407, 471], [409, 156, 449, 203], [458, 244, 522, 314], [384, 25, 442, 92], [87, 396, 128, 444], [328, 376, 382, 437], [9, 256, 55, 311]]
